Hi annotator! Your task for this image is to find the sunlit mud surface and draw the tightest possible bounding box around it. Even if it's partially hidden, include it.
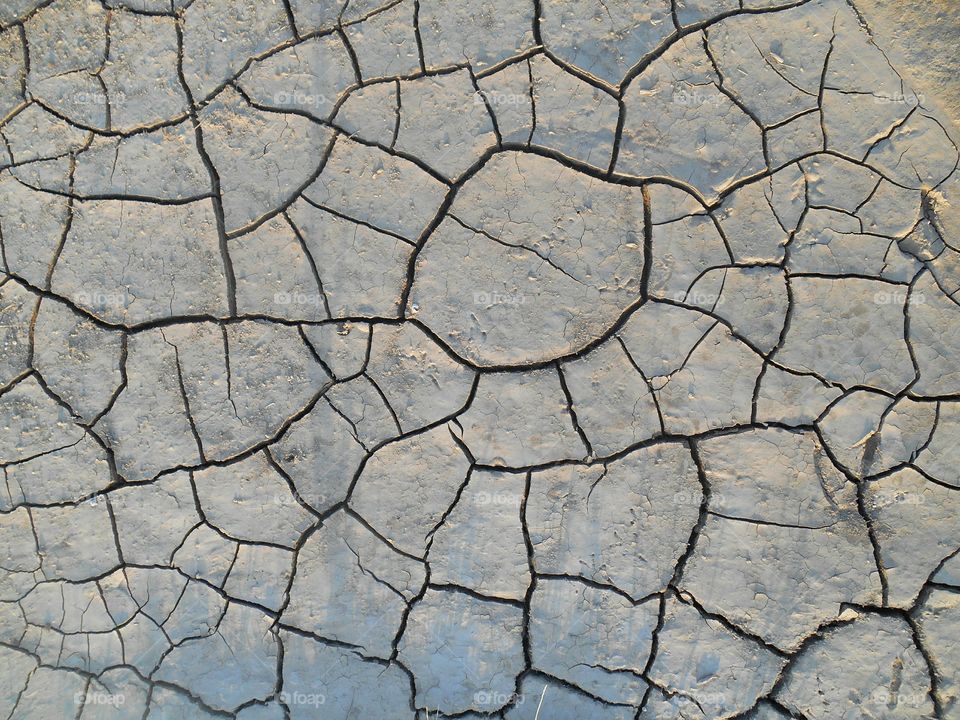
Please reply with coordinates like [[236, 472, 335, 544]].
[[1, 0, 959, 718]]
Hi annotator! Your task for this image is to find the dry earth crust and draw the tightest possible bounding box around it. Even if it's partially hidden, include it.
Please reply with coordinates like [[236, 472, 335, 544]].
[[0, 0, 959, 718]]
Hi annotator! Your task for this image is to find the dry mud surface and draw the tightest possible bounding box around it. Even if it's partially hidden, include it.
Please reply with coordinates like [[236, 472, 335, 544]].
[[1, 0, 959, 718]]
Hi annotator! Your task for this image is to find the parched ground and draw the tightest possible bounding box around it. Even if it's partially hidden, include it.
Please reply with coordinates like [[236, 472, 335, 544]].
[[0, 0, 959, 718]]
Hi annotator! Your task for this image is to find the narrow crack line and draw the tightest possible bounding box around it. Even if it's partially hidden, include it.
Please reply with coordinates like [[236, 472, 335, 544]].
[[702, 29, 765, 140], [8, 176, 216, 206], [341, 506, 425, 565], [173, 20, 237, 317], [862, 104, 918, 163], [298, 193, 417, 247], [905, 611, 946, 719], [519, 470, 536, 677], [412, 0, 427, 74], [899, 464, 960, 493], [263, 447, 323, 521], [399, 184, 459, 313], [25, 96, 191, 138], [811, 423, 891, 604], [342, 379, 478, 505], [446, 422, 476, 465], [816, 18, 838, 152], [913, 549, 960, 613], [526, 57, 538, 147], [647, 677, 713, 716], [361, 372, 403, 435], [336, 26, 363, 86], [751, 361, 768, 424], [103, 493, 125, 568], [669, 0, 682, 31], [523, 669, 638, 710], [537, 46, 620, 100], [391, 79, 401, 149], [679, 261, 739, 307], [324, 396, 368, 451], [639, 184, 653, 300], [470, 45, 545, 81], [423, 467, 473, 550], [615, 337, 666, 434], [295, 325, 338, 380], [751, 36, 816, 98], [617, 0, 815, 97], [162, 329, 207, 464], [16, 23, 29, 99], [343, 538, 407, 601], [706, 510, 836, 531], [0, 270, 434, 347], [218, 324, 242, 424], [607, 98, 626, 175], [536, 572, 659, 609], [913, 400, 941, 461], [282, 209, 333, 318], [531, 0, 544, 45], [467, 66, 503, 148], [668, 439, 710, 590], [28, 369, 122, 486], [8, 666, 38, 720], [325, 60, 474, 120], [281, 0, 300, 41], [636, 591, 666, 717], [759, 611, 862, 709], [765, 106, 820, 133], [223, 86, 345, 237], [24, 282, 41, 373], [762, 697, 811, 720], [654, 320, 721, 389], [584, 464, 609, 509], [555, 361, 593, 459], [447, 213, 586, 286], [901, 270, 925, 387], [425, 582, 526, 608], [41, 151, 77, 292], [0, 435, 84, 472]]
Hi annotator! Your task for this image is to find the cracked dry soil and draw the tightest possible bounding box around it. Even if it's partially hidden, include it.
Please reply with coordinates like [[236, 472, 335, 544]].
[[0, 0, 959, 718]]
